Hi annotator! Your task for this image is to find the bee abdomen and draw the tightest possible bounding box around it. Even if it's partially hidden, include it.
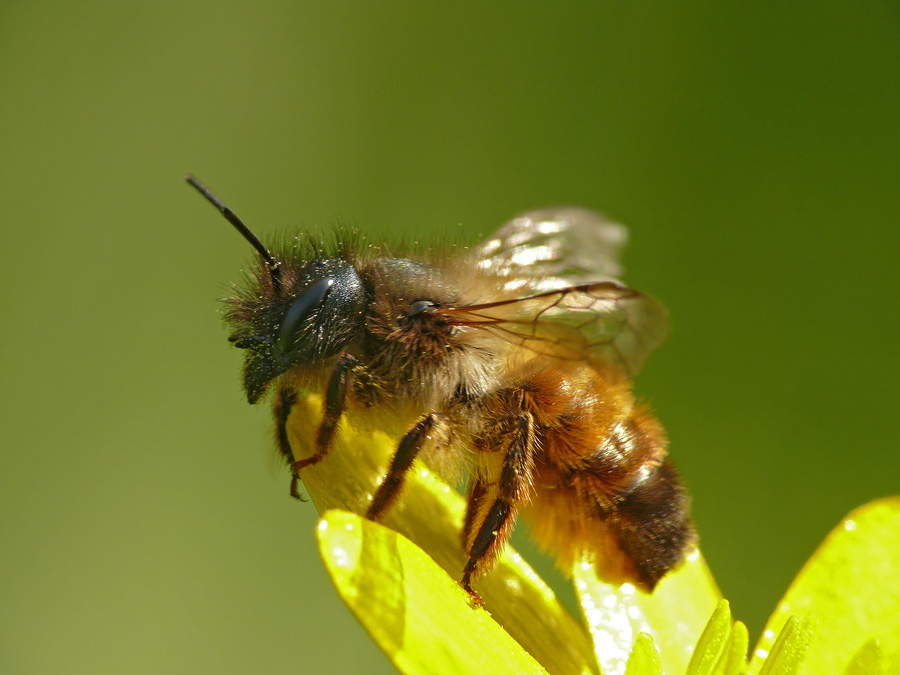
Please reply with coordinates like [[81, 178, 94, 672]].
[[531, 405, 695, 590], [611, 456, 694, 588], [586, 410, 695, 589]]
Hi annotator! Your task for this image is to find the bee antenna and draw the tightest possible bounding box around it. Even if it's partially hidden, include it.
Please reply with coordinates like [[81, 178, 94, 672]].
[[185, 174, 283, 292]]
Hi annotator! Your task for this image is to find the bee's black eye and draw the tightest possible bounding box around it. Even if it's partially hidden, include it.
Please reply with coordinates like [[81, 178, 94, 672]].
[[277, 277, 334, 347], [407, 300, 435, 317]]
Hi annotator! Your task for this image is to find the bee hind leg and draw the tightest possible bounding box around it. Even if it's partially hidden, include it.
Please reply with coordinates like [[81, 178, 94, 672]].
[[366, 412, 449, 520], [461, 413, 535, 600], [461, 480, 490, 546]]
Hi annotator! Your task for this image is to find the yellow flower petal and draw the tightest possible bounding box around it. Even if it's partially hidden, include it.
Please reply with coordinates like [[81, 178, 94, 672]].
[[574, 548, 720, 674], [317, 509, 548, 675], [751, 498, 900, 674], [289, 394, 597, 674]]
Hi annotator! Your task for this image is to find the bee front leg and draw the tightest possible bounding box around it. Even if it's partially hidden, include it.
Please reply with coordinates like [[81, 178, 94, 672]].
[[273, 386, 306, 501], [366, 413, 449, 520], [461, 413, 535, 600], [287, 353, 361, 498]]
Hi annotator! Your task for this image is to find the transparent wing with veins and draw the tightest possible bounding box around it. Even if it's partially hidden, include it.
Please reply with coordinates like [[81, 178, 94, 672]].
[[474, 207, 630, 292], [457, 208, 668, 375]]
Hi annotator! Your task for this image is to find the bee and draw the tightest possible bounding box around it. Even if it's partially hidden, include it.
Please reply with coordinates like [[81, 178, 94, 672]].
[[187, 175, 694, 599]]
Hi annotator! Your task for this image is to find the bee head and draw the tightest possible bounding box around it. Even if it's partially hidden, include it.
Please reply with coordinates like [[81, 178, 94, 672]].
[[186, 175, 366, 403], [227, 256, 366, 403]]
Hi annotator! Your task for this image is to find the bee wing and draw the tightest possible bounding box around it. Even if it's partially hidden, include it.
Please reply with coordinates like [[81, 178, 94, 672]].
[[435, 282, 668, 376], [467, 208, 668, 374], [474, 207, 629, 292]]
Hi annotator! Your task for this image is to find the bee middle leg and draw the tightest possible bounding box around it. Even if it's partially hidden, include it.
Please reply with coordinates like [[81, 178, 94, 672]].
[[366, 412, 449, 520], [461, 413, 535, 599]]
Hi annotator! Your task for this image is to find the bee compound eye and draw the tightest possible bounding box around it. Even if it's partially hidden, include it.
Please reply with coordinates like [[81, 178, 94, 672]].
[[277, 277, 334, 347]]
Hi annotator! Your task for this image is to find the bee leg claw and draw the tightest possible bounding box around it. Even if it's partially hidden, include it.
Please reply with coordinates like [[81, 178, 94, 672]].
[[461, 573, 483, 607], [289, 474, 308, 502], [288, 458, 320, 500], [363, 504, 384, 522]]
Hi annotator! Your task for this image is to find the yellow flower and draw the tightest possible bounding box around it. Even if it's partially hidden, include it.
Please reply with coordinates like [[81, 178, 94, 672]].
[[291, 395, 899, 674]]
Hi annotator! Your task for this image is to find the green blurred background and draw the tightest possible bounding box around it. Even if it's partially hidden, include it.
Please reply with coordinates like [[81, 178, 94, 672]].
[[2, 2, 899, 673]]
